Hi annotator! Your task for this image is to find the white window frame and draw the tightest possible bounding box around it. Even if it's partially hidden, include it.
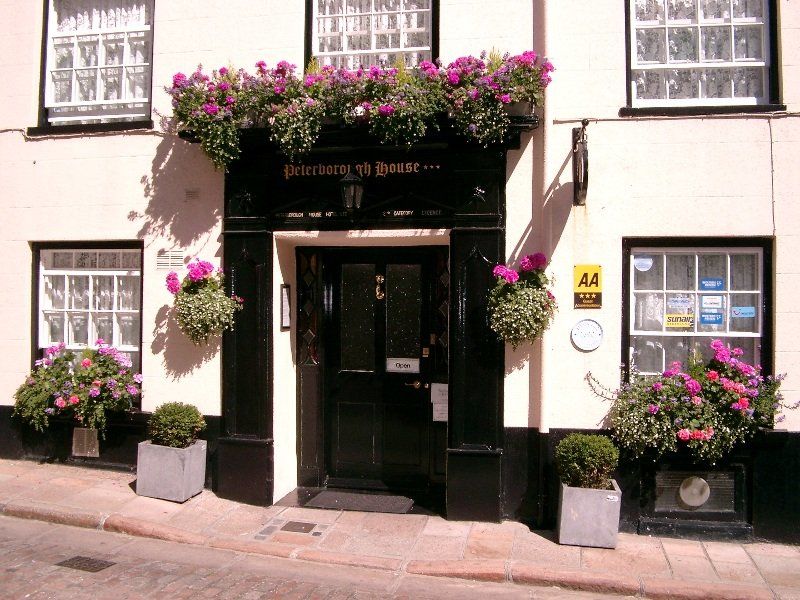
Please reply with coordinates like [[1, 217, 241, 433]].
[[312, 0, 433, 68], [38, 248, 142, 371], [44, 1, 153, 125], [629, 0, 771, 107], [628, 246, 764, 374]]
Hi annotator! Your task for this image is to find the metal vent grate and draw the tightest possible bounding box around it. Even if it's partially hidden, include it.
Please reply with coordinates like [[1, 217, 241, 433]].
[[56, 556, 116, 572], [185, 189, 200, 201], [655, 471, 735, 513], [156, 250, 185, 270]]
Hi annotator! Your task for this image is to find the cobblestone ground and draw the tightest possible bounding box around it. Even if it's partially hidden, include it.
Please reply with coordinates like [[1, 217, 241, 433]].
[[0, 516, 619, 599]]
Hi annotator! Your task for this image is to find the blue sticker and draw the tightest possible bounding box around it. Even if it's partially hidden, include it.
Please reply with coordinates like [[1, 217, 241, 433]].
[[700, 278, 724, 291], [700, 312, 723, 325], [731, 306, 756, 318]]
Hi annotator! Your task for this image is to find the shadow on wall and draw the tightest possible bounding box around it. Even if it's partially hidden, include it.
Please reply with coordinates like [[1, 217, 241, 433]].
[[151, 304, 219, 378], [130, 133, 222, 249]]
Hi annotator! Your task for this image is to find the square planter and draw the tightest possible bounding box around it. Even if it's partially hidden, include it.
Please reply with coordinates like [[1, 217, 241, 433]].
[[72, 427, 99, 458], [136, 440, 207, 503], [557, 479, 622, 549]]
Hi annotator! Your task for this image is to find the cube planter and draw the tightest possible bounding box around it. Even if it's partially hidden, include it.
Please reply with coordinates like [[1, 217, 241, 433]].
[[136, 440, 207, 503], [557, 480, 622, 549]]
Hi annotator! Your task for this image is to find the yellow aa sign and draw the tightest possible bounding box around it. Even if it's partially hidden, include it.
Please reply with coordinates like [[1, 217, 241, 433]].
[[574, 265, 602, 309]]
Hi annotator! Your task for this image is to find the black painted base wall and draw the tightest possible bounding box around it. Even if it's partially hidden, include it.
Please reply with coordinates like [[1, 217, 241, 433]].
[[501, 426, 800, 543]]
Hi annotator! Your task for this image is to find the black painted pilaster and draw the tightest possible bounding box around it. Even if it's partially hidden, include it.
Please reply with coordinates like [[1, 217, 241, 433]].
[[217, 229, 274, 505], [447, 228, 504, 521]]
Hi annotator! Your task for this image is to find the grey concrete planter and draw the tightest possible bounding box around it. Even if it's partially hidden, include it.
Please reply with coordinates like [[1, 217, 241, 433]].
[[557, 479, 621, 549], [136, 439, 207, 503]]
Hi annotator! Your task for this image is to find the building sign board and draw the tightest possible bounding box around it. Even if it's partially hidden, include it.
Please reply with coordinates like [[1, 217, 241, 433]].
[[573, 265, 602, 309]]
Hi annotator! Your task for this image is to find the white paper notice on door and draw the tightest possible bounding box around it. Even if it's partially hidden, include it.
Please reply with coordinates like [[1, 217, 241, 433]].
[[386, 358, 420, 373], [431, 383, 448, 422]]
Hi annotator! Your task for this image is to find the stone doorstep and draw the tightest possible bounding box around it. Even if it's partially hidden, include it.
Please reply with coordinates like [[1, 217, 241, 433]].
[[0, 501, 783, 600]]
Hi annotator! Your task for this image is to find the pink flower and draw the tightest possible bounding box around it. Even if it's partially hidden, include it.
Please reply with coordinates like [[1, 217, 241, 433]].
[[498, 93, 512, 104], [69, 394, 80, 404], [652, 382, 663, 392], [691, 396, 703, 405], [648, 404, 659, 415], [467, 88, 480, 100], [520, 252, 547, 272], [691, 430, 705, 440], [685, 378, 701, 396], [738, 398, 750, 409], [447, 70, 460, 85], [677, 429, 691, 441], [202, 103, 219, 115], [171, 72, 188, 88], [81, 358, 92, 368], [492, 265, 519, 283], [54, 397, 66, 409], [218, 67, 228, 76], [706, 370, 719, 381], [377, 104, 395, 116]]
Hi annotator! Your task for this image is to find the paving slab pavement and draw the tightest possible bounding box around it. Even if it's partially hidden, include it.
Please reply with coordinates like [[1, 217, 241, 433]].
[[0, 458, 797, 599]]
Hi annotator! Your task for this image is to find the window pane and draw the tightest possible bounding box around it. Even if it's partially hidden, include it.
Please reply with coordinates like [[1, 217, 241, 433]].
[[631, 335, 664, 373], [728, 337, 758, 364], [633, 254, 662, 289], [634, 70, 666, 99], [44, 312, 65, 344], [635, 0, 666, 23], [128, 32, 149, 64], [44, 275, 66, 309], [69, 276, 90, 309], [730, 293, 760, 332], [52, 71, 73, 103], [703, 68, 732, 98], [701, 26, 731, 61], [53, 251, 73, 268], [94, 314, 113, 343], [98, 252, 119, 268], [117, 313, 140, 347], [637, 29, 667, 63], [701, 0, 730, 20], [94, 276, 114, 310], [117, 276, 140, 310], [663, 336, 694, 367], [733, 66, 764, 97], [340, 264, 375, 371], [668, 0, 696, 21], [126, 65, 148, 99], [54, 39, 74, 68], [102, 67, 122, 100], [386, 264, 421, 360], [731, 254, 758, 290], [698, 254, 726, 289], [667, 69, 699, 99], [103, 34, 124, 65], [698, 293, 726, 332], [77, 36, 99, 67], [634, 292, 665, 331], [734, 25, 763, 59], [68, 313, 89, 345], [121, 252, 141, 269], [666, 254, 694, 289], [733, 0, 763, 19], [75, 251, 96, 268]]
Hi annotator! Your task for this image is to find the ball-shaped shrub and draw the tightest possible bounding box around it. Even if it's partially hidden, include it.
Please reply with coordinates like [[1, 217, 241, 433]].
[[555, 433, 619, 490], [147, 402, 206, 449]]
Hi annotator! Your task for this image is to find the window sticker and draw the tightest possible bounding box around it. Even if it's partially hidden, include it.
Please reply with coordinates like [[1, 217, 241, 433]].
[[667, 296, 693, 310], [701, 295, 723, 309], [666, 314, 694, 328], [700, 312, 723, 325], [386, 358, 420, 373], [700, 278, 724, 291], [731, 306, 756, 318], [634, 256, 654, 271]]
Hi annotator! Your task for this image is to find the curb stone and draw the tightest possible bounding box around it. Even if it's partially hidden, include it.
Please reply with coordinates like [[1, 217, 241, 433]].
[[0, 502, 782, 600]]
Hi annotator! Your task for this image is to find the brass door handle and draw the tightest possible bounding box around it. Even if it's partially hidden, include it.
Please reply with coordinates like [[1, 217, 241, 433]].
[[405, 380, 422, 389], [375, 274, 385, 300]]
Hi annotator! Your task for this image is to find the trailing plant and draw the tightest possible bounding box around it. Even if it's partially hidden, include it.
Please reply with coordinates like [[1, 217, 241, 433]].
[[555, 433, 619, 490], [148, 402, 206, 449], [13, 341, 141, 436], [600, 339, 795, 464], [167, 50, 554, 169], [487, 252, 557, 349], [167, 259, 244, 345]]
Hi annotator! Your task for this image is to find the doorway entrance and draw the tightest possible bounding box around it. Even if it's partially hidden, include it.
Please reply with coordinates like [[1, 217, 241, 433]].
[[321, 247, 448, 495]]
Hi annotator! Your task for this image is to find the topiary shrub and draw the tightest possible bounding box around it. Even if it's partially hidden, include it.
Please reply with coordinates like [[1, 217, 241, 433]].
[[147, 402, 206, 449], [555, 433, 619, 490]]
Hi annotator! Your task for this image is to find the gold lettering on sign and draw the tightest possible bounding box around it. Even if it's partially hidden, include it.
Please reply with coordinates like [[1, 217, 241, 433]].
[[282, 161, 431, 180]]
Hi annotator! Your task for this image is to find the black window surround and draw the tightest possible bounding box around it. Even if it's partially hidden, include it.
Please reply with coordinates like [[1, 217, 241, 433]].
[[621, 237, 774, 379], [304, 0, 440, 69], [622, 0, 783, 117], [33, 0, 156, 133], [30, 241, 145, 391]]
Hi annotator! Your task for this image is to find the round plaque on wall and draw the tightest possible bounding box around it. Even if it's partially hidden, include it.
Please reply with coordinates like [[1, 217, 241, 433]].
[[570, 319, 603, 352]]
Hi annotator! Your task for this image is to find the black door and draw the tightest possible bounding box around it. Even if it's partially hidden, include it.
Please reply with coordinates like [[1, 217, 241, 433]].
[[322, 247, 445, 491]]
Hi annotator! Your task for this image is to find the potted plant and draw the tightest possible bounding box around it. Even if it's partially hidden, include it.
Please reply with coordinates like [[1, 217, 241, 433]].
[[607, 339, 793, 465], [136, 402, 207, 502], [166, 258, 244, 345], [555, 433, 621, 548], [487, 252, 557, 349], [13, 340, 141, 457]]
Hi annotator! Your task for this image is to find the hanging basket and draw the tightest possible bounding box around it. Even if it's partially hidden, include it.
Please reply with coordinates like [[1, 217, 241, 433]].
[[72, 427, 99, 458]]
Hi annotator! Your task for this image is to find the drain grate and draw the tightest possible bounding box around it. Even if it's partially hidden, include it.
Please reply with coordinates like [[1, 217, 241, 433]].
[[281, 521, 316, 533], [56, 556, 116, 573]]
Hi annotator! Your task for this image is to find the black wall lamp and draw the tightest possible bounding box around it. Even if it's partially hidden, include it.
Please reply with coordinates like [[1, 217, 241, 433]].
[[339, 172, 364, 212], [572, 119, 589, 206]]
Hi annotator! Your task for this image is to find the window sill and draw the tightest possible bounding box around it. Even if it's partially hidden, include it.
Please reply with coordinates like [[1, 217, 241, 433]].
[[619, 105, 786, 118], [26, 119, 154, 137]]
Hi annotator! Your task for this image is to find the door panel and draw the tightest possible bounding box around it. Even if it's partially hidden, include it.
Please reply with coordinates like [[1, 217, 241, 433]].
[[323, 247, 445, 491]]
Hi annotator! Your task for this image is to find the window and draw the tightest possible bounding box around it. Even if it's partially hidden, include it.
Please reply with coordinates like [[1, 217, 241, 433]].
[[626, 242, 769, 375], [38, 247, 142, 371], [629, 0, 772, 106], [310, 0, 434, 68], [44, 1, 153, 125]]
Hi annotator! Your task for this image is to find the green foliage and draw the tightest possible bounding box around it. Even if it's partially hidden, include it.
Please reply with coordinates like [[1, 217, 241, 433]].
[[555, 433, 619, 489], [148, 402, 206, 448], [13, 343, 140, 436]]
